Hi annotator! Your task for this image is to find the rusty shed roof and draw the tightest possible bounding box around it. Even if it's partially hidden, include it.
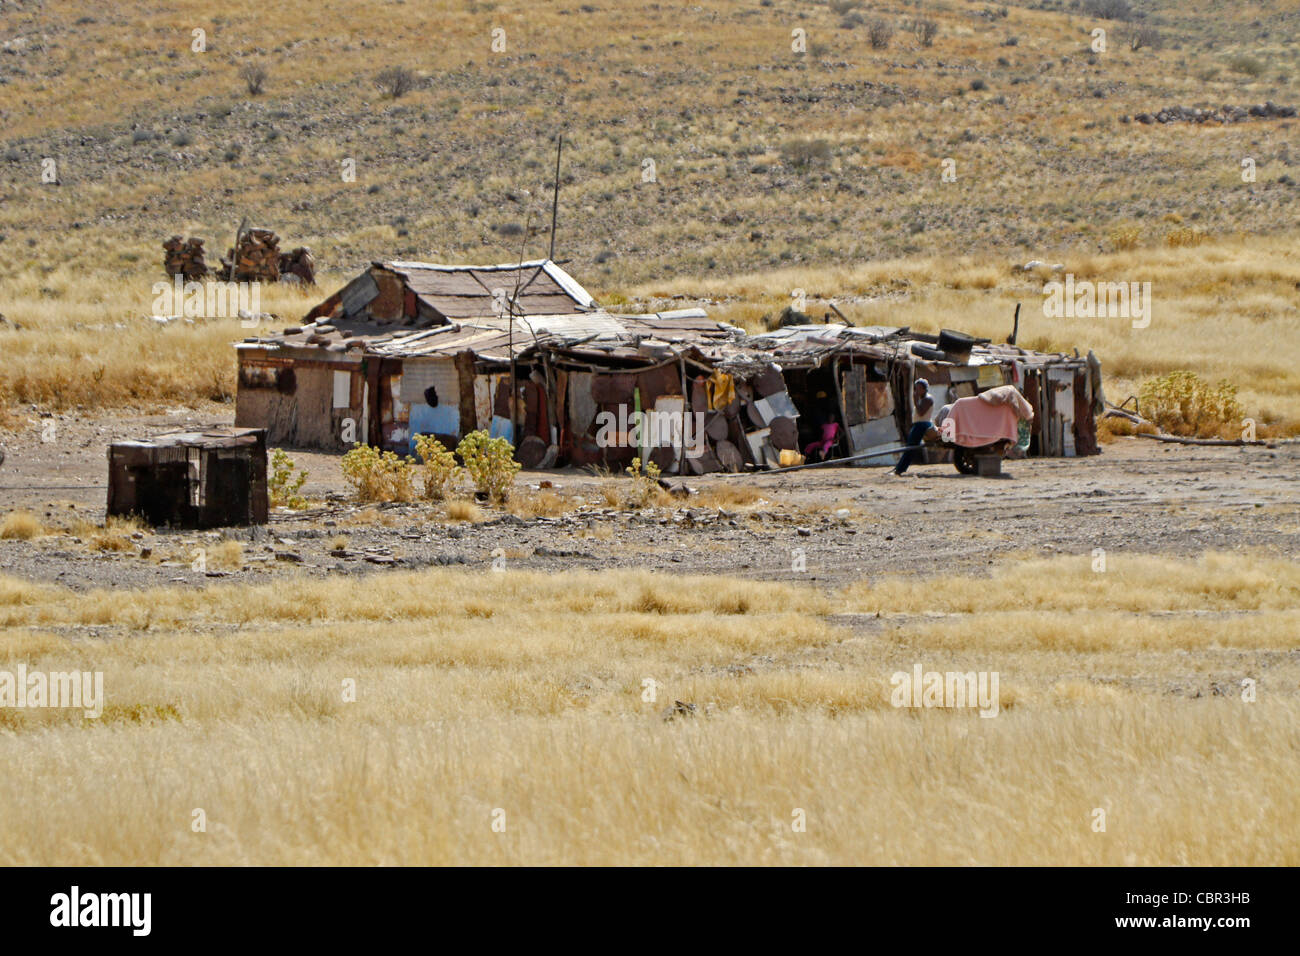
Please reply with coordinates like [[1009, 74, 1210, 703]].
[[239, 307, 745, 365], [381, 259, 596, 319]]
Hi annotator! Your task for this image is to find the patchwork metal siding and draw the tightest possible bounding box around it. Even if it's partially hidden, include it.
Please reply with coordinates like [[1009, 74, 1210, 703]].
[[398, 358, 460, 406]]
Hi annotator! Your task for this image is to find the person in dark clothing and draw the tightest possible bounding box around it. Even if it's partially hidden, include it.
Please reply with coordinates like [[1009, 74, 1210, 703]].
[[893, 378, 935, 475]]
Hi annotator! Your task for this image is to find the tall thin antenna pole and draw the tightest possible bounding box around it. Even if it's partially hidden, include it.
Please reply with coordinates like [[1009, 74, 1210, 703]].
[[548, 134, 563, 262], [508, 212, 533, 443]]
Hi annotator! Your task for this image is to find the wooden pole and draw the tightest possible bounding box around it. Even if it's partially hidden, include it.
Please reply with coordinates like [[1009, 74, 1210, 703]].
[[549, 134, 563, 262]]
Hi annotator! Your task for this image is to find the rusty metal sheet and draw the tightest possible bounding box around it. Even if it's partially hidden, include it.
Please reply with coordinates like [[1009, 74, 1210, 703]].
[[714, 440, 743, 473], [590, 374, 636, 405], [339, 272, 379, 316], [769, 416, 799, 450], [865, 381, 894, 419]]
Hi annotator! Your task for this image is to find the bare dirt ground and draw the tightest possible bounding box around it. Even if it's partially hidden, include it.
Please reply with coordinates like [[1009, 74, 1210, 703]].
[[1, 405, 1296, 591]]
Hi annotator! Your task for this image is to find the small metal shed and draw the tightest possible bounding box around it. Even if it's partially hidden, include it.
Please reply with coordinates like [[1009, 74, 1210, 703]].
[[107, 427, 269, 528]]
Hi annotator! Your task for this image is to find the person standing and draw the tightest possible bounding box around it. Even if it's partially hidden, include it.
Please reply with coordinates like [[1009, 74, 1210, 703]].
[[893, 378, 934, 475]]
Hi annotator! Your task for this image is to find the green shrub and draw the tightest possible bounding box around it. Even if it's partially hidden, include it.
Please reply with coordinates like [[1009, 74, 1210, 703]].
[[413, 434, 461, 501], [780, 138, 832, 170], [268, 449, 309, 509], [340, 444, 416, 502], [1227, 55, 1265, 78], [456, 431, 520, 503]]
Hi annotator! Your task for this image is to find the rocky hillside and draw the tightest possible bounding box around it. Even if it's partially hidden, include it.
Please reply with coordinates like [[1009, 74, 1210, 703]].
[[0, 0, 1296, 288]]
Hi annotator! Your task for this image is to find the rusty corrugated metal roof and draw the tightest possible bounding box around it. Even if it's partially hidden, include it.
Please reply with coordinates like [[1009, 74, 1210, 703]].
[[381, 259, 596, 319]]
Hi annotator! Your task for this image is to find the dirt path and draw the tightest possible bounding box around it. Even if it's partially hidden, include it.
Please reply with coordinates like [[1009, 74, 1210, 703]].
[[1, 406, 1295, 590]]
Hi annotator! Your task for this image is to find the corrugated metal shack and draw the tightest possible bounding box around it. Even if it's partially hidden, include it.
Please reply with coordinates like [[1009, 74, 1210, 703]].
[[235, 260, 1101, 471], [235, 259, 596, 448], [739, 324, 1102, 467], [107, 427, 269, 528]]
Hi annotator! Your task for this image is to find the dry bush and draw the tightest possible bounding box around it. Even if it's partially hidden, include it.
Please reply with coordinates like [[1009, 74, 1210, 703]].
[[915, 18, 938, 48], [1165, 227, 1211, 248], [1227, 55, 1266, 78], [1129, 26, 1161, 51], [622, 457, 670, 509], [1138, 371, 1244, 438], [1108, 225, 1142, 251], [779, 138, 832, 170], [867, 19, 894, 49], [445, 500, 484, 523], [238, 62, 268, 96], [1083, 0, 1133, 19], [0, 511, 42, 540], [508, 490, 569, 518], [211, 539, 244, 569], [1095, 415, 1135, 442], [692, 484, 763, 508], [375, 66, 416, 98], [61, 515, 146, 550]]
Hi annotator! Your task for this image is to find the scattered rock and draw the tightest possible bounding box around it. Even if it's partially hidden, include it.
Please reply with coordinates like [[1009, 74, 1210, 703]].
[[661, 700, 697, 721], [1135, 102, 1296, 125]]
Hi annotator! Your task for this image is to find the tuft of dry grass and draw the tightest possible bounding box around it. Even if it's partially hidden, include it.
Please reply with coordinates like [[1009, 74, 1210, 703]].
[[691, 485, 764, 509], [0, 511, 43, 540], [68, 515, 147, 552], [210, 539, 244, 570], [507, 490, 571, 518], [445, 499, 485, 523]]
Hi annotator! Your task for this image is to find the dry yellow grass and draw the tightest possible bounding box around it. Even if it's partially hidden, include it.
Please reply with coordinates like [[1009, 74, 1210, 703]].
[[210, 539, 244, 570], [0, 511, 43, 540], [0, 553, 1295, 865], [507, 489, 572, 518], [691, 485, 765, 509], [445, 499, 485, 523], [80, 515, 146, 552]]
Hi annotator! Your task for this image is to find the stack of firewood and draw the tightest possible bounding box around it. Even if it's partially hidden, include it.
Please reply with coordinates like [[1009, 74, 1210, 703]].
[[165, 227, 317, 284], [222, 227, 282, 282], [162, 235, 209, 280], [278, 246, 316, 285]]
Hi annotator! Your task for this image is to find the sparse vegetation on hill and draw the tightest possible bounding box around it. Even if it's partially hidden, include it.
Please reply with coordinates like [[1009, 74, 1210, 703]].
[[0, 0, 1295, 432], [0, 0, 1294, 284]]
